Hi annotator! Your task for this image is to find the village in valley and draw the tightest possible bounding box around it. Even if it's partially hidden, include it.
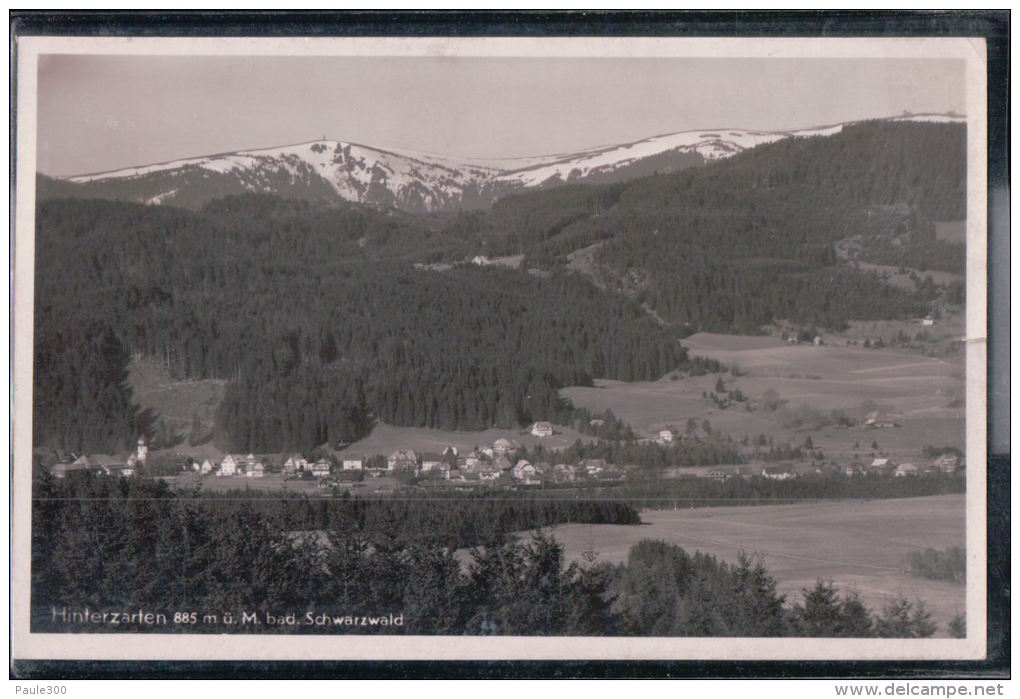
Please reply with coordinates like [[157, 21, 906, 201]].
[[46, 299, 967, 498], [49, 403, 963, 495]]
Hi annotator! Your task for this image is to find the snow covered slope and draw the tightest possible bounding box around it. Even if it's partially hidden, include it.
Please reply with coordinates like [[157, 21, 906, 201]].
[[57, 114, 965, 212]]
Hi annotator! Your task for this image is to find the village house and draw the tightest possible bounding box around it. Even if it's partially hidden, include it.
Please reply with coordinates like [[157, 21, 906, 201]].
[[658, 429, 675, 444], [341, 455, 364, 471], [53, 455, 111, 478], [934, 453, 960, 473], [511, 459, 537, 481], [388, 449, 418, 471], [200, 459, 216, 475], [219, 454, 247, 477], [492, 438, 519, 458], [247, 460, 266, 478], [762, 464, 797, 480], [420, 452, 446, 471], [50, 460, 90, 479], [869, 457, 896, 475], [57, 451, 137, 479], [895, 463, 919, 477], [864, 412, 899, 429], [478, 465, 502, 481], [581, 458, 607, 476], [283, 453, 308, 476], [84, 454, 134, 477], [708, 469, 729, 482], [530, 421, 554, 438], [463, 451, 484, 469], [921, 315, 935, 326], [310, 458, 332, 478]]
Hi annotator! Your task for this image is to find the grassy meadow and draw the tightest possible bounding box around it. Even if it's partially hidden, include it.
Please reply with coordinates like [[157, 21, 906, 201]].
[[544, 494, 966, 636], [562, 331, 966, 462]]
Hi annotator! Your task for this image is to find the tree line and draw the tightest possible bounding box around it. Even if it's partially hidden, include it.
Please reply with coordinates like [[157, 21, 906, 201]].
[[31, 473, 954, 637]]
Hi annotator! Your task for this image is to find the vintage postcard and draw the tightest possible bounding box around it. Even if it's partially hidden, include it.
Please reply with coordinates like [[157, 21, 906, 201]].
[[12, 34, 989, 663]]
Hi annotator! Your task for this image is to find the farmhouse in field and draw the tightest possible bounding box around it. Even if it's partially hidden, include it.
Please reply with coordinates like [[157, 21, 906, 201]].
[[530, 421, 553, 438]]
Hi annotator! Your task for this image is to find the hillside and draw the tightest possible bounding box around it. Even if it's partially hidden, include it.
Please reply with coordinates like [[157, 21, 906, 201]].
[[475, 121, 967, 331], [33, 121, 967, 455], [33, 197, 691, 453]]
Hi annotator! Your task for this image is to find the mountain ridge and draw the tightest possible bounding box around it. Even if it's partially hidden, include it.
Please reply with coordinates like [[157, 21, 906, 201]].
[[46, 113, 965, 213]]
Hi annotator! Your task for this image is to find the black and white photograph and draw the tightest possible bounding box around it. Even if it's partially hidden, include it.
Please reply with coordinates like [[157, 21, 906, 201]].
[[11, 29, 994, 667]]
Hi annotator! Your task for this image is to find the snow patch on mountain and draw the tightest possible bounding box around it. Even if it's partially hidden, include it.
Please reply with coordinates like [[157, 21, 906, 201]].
[[62, 114, 966, 212]]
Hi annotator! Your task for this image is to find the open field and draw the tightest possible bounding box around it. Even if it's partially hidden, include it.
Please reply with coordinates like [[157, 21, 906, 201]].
[[544, 494, 966, 636], [562, 333, 965, 461], [842, 313, 966, 344], [338, 421, 593, 459], [129, 358, 227, 430]]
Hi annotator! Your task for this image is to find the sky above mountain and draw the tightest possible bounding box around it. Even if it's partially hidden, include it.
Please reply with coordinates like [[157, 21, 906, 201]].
[[37, 54, 965, 177]]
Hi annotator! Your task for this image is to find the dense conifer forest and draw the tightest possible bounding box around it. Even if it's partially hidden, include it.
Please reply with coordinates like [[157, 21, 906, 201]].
[[32, 121, 965, 454], [31, 474, 952, 637], [34, 198, 686, 453]]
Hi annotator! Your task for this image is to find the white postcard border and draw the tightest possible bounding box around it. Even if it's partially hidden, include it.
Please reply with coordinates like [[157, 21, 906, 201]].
[[11, 34, 990, 662]]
